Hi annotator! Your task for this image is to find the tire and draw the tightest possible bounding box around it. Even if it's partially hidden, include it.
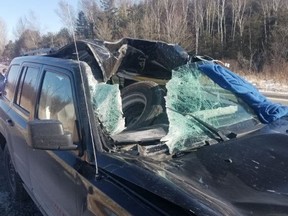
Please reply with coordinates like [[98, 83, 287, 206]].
[[4, 145, 28, 201], [121, 81, 167, 129]]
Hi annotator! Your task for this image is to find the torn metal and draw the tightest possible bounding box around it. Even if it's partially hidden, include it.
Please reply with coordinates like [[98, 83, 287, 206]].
[[43, 38, 288, 215], [50, 38, 189, 83], [50, 39, 264, 153]]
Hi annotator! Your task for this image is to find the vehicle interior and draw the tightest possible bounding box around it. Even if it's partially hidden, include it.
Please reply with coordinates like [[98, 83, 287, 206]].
[[47, 39, 261, 157]]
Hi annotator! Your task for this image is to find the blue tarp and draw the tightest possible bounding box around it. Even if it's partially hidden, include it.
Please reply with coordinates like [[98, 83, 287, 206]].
[[198, 63, 288, 123]]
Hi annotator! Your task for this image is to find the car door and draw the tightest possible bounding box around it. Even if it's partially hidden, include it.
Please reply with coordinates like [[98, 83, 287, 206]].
[[5, 64, 41, 190], [28, 66, 82, 216]]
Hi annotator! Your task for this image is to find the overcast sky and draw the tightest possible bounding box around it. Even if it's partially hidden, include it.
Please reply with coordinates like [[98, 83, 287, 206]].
[[0, 0, 79, 41]]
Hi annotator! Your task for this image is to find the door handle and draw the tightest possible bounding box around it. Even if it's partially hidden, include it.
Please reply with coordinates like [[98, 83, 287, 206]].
[[6, 119, 14, 127]]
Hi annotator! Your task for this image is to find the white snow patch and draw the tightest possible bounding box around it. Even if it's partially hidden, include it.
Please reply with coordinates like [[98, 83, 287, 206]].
[[245, 76, 288, 93]]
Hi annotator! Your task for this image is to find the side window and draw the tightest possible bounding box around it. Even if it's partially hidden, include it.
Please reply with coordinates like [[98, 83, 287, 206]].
[[4, 65, 20, 101], [38, 71, 79, 142], [16, 67, 39, 113]]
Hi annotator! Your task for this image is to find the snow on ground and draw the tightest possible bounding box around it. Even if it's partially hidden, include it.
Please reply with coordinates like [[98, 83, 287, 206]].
[[245, 76, 288, 93], [243, 76, 288, 106]]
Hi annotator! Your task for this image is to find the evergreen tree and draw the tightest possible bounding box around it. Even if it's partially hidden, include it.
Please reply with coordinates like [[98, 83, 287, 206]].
[[76, 11, 94, 39], [100, 0, 115, 11]]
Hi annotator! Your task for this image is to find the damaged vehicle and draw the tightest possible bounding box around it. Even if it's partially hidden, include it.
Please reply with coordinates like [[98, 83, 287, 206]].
[[1, 38, 288, 216]]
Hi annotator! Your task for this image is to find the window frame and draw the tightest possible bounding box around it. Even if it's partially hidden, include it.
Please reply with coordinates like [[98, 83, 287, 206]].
[[3, 64, 21, 102], [36, 66, 81, 143], [13, 64, 41, 117]]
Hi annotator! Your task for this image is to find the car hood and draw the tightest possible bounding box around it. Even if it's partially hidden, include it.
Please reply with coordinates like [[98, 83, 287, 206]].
[[160, 131, 288, 215]]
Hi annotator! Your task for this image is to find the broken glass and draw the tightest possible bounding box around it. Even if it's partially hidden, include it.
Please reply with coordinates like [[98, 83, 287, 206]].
[[91, 83, 125, 135], [162, 63, 257, 153], [84, 64, 125, 136]]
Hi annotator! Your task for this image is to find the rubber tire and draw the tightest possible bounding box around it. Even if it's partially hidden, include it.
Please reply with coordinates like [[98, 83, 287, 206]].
[[4, 145, 28, 201], [121, 81, 166, 129]]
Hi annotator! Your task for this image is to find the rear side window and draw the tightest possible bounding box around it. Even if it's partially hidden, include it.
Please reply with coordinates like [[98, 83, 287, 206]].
[[4, 65, 20, 101], [15, 67, 40, 113]]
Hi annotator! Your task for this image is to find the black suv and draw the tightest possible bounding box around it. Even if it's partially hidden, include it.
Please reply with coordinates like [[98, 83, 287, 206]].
[[1, 38, 288, 216]]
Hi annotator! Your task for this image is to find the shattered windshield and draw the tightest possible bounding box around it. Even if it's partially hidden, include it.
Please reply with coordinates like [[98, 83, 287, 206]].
[[161, 63, 258, 153], [88, 62, 259, 154]]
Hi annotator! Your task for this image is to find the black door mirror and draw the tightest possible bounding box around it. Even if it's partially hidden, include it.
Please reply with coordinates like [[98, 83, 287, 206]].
[[27, 120, 77, 150]]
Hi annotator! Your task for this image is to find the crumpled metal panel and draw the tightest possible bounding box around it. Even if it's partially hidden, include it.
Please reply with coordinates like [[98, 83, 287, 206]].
[[50, 38, 189, 82]]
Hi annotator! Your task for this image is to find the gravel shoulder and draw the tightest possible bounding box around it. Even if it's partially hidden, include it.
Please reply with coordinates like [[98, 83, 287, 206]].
[[0, 149, 42, 216]]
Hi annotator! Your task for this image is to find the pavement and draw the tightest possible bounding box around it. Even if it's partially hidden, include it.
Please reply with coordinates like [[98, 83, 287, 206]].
[[260, 91, 288, 106], [0, 149, 42, 216]]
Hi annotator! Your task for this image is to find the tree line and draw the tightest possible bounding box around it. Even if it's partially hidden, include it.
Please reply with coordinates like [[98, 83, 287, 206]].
[[1, 0, 288, 74]]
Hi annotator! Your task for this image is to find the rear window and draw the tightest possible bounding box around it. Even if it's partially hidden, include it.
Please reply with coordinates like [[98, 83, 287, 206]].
[[15, 67, 40, 113], [4, 65, 20, 101]]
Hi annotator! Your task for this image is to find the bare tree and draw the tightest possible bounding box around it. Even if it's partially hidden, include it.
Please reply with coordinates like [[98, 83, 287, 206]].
[[79, 0, 101, 37], [231, 0, 247, 42], [55, 0, 76, 35], [0, 17, 7, 56], [141, 5, 156, 39], [271, 0, 282, 26], [13, 11, 40, 39], [14, 29, 41, 56], [96, 16, 113, 40], [260, 0, 270, 43], [79, 0, 117, 39], [80, 0, 99, 24], [216, 0, 226, 48], [117, 0, 138, 38], [141, 0, 162, 40], [205, 0, 217, 35], [193, 0, 204, 54], [161, 0, 191, 48], [54, 28, 73, 47], [14, 17, 27, 39]]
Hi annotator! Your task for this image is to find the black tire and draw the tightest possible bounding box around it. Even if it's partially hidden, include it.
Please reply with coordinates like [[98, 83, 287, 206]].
[[4, 145, 28, 201], [121, 81, 167, 129]]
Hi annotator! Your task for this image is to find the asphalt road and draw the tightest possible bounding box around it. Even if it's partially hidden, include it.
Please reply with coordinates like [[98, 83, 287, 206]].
[[261, 91, 288, 106], [0, 149, 42, 216]]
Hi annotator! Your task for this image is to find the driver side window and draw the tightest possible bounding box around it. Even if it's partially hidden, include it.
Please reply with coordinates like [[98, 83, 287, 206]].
[[38, 70, 79, 142]]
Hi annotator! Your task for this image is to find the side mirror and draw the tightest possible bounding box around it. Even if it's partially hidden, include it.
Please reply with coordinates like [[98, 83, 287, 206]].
[[27, 120, 77, 150]]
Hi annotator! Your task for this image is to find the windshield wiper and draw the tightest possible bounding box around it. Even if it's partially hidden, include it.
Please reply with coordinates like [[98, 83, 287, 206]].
[[187, 113, 237, 141], [167, 107, 237, 142]]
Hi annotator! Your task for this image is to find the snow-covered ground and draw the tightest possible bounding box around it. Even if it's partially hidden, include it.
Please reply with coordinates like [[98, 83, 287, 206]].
[[247, 77, 288, 93], [244, 76, 288, 106]]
